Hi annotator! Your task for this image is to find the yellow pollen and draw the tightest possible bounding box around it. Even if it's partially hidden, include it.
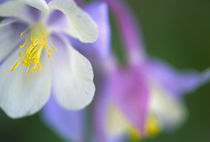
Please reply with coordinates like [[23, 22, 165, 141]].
[[7, 23, 56, 76], [129, 115, 160, 140]]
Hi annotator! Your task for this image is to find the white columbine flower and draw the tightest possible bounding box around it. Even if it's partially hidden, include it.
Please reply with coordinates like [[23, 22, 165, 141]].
[[0, 0, 98, 118]]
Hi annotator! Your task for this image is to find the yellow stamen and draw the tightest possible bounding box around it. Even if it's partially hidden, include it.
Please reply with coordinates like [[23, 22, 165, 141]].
[[129, 115, 161, 141], [7, 23, 56, 76]]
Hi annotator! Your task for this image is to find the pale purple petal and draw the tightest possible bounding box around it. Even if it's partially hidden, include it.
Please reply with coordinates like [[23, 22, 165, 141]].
[[46, 0, 52, 3], [26, 6, 41, 22], [109, 65, 150, 135], [147, 60, 210, 98], [94, 88, 110, 142], [84, 2, 110, 58], [105, 0, 145, 62], [47, 10, 64, 26], [108, 135, 126, 142], [42, 94, 84, 142], [0, 0, 6, 4]]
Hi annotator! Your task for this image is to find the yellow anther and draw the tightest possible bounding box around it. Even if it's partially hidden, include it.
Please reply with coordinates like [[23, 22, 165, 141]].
[[49, 49, 53, 53], [129, 128, 140, 140], [20, 28, 29, 37], [53, 46, 57, 51], [20, 32, 24, 37], [7, 23, 57, 76], [146, 115, 160, 136], [128, 115, 160, 141]]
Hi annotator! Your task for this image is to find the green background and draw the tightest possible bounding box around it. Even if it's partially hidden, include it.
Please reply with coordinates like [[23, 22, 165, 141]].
[[0, 0, 210, 142]]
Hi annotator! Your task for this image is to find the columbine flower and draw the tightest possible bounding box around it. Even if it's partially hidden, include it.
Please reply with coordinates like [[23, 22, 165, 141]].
[[0, 0, 98, 118], [93, 0, 210, 141], [95, 60, 209, 142]]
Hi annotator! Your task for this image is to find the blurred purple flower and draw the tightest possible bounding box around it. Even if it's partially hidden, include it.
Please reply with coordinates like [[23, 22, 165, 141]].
[[42, 0, 210, 142], [96, 0, 210, 141]]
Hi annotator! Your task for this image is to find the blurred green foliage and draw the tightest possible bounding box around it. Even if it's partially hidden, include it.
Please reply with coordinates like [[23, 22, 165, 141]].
[[0, 0, 210, 142]]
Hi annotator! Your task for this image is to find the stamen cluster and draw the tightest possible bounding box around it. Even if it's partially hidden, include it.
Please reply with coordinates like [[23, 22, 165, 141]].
[[7, 23, 57, 76]]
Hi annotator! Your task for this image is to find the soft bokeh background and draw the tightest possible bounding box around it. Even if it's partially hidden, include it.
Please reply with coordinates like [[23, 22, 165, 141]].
[[0, 0, 209, 141]]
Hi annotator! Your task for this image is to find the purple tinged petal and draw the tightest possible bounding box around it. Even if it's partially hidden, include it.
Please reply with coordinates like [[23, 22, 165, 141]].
[[147, 60, 210, 98], [47, 10, 65, 26], [93, 87, 110, 142], [108, 135, 127, 142], [42, 95, 84, 142], [105, 0, 145, 63], [25, 6, 42, 22], [75, 0, 85, 7], [0, 0, 6, 4], [109, 65, 150, 136], [45, 0, 52, 3], [84, 2, 111, 58]]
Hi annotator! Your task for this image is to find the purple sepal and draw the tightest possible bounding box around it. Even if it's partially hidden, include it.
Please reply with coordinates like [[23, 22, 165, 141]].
[[42, 94, 84, 142], [147, 60, 210, 98]]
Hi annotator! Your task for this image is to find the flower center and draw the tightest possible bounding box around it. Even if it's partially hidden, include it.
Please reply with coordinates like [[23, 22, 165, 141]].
[[7, 23, 56, 76]]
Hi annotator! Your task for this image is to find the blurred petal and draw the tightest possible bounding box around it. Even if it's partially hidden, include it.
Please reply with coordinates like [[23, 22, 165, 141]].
[[84, 2, 110, 58], [147, 60, 210, 98], [0, 51, 51, 118], [42, 95, 84, 142], [149, 81, 187, 131], [0, 0, 5, 4], [51, 34, 95, 110], [106, 104, 130, 135], [94, 87, 127, 142], [109, 65, 150, 135], [48, 0, 98, 43]]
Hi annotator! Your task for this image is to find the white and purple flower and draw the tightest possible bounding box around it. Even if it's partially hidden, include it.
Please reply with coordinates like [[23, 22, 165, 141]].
[[0, 0, 98, 118]]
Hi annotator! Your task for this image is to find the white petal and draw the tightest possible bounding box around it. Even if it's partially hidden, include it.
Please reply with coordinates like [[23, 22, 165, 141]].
[[0, 18, 16, 29], [0, 0, 48, 23], [49, 0, 98, 43], [0, 51, 52, 118], [0, 1, 24, 17], [0, 24, 20, 62], [17, 0, 49, 13], [0, 1, 30, 23], [51, 35, 95, 110], [149, 82, 187, 131]]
